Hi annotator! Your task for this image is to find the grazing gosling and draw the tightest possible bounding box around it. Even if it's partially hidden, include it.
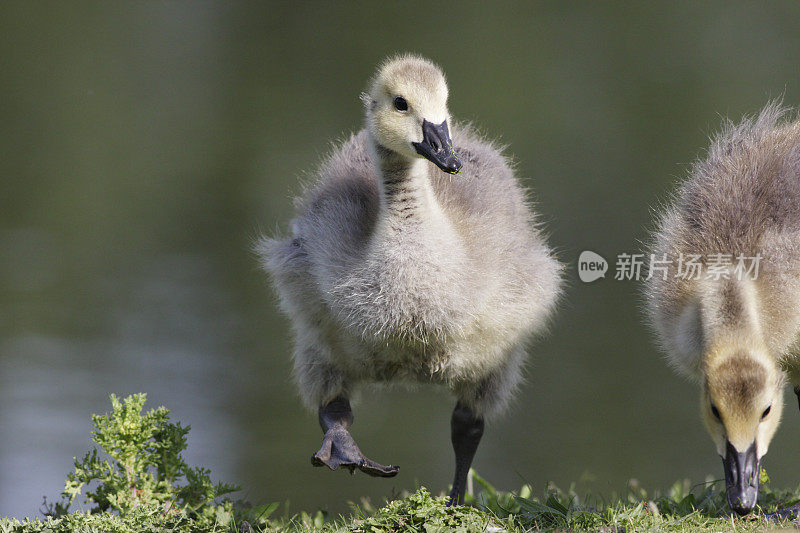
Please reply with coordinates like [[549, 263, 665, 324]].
[[645, 103, 800, 515], [257, 55, 562, 505]]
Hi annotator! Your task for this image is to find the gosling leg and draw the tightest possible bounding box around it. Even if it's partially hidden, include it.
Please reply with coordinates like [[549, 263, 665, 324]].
[[310, 396, 399, 477], [794, 387, 800, 411], [447, 401, 484, 506]]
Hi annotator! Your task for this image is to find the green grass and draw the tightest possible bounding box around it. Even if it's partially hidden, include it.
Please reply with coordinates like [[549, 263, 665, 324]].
[[3, 470, 800, 532], [4, 396, 798, 531]]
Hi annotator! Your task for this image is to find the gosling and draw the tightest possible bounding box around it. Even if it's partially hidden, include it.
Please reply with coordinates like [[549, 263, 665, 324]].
[[645, 103, 800, 515], [256, 55, 562, 505]]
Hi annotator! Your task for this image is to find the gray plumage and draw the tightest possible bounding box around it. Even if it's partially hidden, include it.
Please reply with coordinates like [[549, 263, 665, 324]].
[[644, 102, 800, 514], [257, 56, 562, 420], [646, 103, 800, 378]]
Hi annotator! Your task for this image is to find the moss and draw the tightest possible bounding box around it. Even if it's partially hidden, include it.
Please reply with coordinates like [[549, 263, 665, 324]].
[[348, 488, 498, 533]]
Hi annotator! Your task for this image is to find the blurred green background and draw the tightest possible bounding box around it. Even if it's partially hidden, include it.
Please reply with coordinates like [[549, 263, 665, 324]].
[[2, 0, 800, 518]]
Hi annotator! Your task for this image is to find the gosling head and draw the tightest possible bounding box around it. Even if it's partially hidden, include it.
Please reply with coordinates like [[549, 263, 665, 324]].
[[363, 55, 462, 174], [701, 349, 784, 515]]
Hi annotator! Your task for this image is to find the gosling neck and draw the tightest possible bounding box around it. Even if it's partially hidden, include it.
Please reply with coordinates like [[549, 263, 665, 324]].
[[701, 277, 770, 370], [700, 277, 765, 352], [370, 140, 444, 230]]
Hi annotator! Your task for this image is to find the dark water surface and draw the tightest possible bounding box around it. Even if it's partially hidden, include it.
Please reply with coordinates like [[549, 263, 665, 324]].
[[3, 1, 800, 518]]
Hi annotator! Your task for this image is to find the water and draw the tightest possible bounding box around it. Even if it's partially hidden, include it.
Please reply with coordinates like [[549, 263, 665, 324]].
[[2, 1, 800, 518]]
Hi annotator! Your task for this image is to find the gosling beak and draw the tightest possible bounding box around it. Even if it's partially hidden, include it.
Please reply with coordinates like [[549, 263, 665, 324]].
[[412, 119, 462, 174], [722, 440, 759, 515]]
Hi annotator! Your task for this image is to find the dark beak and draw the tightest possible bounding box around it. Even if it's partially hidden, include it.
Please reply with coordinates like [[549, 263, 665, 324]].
[[722, 440, 759, 515], [412, 120, 462, 174]]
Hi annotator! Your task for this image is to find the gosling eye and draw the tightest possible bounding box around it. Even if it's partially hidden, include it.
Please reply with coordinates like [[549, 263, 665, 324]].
[[711, 403, 721, 421], [393, 96, 409, 112], [761, 405, 772, 420]]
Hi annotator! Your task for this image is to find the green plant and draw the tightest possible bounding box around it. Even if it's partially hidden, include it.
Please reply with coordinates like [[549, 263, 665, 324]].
[[349, 488, 495, 533], [45, 393, 238, 521], [466, 467, 800, 531]]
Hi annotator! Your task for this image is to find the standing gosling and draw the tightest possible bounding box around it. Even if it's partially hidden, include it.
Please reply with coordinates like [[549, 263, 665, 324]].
[[645, 103, 800, 515], [257, 55, 562, 505]]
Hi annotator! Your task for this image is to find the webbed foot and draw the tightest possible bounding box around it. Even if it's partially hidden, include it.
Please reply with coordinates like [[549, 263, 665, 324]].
[[311, 425, 399, 477], [765, 503, 800, 522]]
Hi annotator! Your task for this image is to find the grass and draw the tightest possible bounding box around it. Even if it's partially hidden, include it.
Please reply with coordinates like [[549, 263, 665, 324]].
[[4, 396, 798, 531], [3, 470, 800, 532]]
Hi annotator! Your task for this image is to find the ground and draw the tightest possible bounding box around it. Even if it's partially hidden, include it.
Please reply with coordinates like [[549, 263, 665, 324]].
[[2, 470, 799, 533]]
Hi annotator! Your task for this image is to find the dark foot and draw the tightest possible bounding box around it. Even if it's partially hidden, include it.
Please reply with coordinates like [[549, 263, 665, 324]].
[[447, 401, 484, 506], [447, 486, 466, 507], [311, 425, 399, 477], [765, 503, 800, 522], [794, 386, 800, 411], [312, 396, 399, 477]]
